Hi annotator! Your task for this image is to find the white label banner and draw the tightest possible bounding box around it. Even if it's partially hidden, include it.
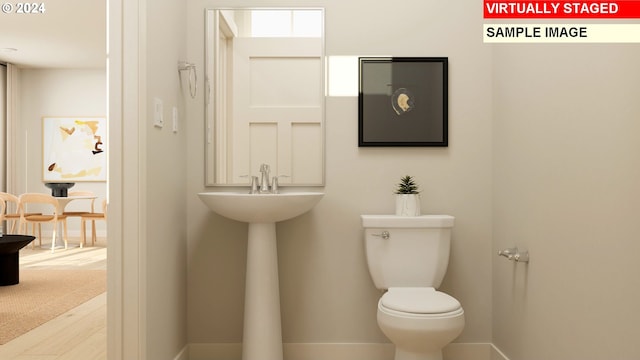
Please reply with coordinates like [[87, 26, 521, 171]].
[[484, 23, 640, 43]]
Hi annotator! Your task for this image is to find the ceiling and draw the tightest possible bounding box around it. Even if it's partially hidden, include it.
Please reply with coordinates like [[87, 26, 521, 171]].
[[0, 0, 106, 69]]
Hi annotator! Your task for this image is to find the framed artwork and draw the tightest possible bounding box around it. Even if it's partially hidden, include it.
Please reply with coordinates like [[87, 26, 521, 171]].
[[42, 117, 107, 182], [358, 57, 448, 147]]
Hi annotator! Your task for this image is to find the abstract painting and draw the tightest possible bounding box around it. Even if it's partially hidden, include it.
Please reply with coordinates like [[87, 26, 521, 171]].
[[358, 57, 448, 146], [42, 117, 107, 182]]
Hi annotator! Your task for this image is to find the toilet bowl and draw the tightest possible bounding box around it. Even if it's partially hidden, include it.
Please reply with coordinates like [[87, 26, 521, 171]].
[[377, 287, 464, 360]]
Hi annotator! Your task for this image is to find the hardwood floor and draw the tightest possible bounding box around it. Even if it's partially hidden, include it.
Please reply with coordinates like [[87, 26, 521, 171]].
[[0, 241, 107, 360]]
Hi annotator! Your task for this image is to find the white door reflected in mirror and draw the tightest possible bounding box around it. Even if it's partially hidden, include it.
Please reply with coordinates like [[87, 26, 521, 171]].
[[205, 8, 325, 186]]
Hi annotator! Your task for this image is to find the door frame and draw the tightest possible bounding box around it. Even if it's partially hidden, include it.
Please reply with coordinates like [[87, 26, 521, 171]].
[[107, 0, 147, 358]]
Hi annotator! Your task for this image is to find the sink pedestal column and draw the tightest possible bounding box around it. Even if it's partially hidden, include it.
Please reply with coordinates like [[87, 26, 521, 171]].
[[243, 222, 283, 360]]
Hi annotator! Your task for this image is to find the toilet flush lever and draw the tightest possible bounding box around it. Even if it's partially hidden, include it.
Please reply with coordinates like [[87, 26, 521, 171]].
[[372, 231, 390, 240]]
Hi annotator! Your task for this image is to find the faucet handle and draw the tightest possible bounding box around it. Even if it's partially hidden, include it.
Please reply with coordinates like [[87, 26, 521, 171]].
[[270, 175, 290, 194], [250, 176, 259, 194], [240, 175, 260, 194]]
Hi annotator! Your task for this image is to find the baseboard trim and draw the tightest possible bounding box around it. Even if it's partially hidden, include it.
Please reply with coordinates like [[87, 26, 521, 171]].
[[188, 342, 495, 360], [490, 343, 510, 360], [174, 346, 189, 360]]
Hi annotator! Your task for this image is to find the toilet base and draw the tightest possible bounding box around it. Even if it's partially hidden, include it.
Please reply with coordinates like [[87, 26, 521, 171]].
[[395, 348, 442, 360]]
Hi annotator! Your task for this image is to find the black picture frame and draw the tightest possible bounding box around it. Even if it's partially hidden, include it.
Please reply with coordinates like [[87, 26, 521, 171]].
[[358, 57, 448, 147]]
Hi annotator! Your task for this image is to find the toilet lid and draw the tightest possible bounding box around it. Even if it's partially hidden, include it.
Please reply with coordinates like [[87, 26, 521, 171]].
[[381, 287, 461, 314]]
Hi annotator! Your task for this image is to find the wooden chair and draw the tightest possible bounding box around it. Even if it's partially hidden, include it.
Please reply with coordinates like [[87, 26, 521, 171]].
[[80, 199, 107, 247], [19, 193, 69, 252], [62, 190, 96, 217], [0, 192, 41, 234]]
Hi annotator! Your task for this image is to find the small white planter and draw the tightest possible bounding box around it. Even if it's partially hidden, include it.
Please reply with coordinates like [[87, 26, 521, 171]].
[[395, 194, 421, 216]]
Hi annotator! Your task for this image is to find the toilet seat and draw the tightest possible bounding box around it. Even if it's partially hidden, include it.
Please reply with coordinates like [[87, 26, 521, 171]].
[[381, 287, 461, 315]]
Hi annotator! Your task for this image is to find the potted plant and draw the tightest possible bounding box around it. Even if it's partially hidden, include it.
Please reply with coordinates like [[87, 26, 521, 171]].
[[395, 175, 421, 216]]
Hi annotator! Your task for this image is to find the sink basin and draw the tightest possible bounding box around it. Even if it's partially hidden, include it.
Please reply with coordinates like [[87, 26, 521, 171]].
[[197, 192, 324, 223], [198, 191, 324, 360]]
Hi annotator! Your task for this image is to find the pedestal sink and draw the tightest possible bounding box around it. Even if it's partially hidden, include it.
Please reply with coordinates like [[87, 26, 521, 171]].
[[198, 191, 324, 360]]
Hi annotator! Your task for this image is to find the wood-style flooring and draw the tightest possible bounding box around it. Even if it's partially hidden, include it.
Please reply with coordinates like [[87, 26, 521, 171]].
[[0, 241, 107, 360]]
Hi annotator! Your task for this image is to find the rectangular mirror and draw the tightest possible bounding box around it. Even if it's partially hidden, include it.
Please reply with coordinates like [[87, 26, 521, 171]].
[[205, 8, 325, 186]]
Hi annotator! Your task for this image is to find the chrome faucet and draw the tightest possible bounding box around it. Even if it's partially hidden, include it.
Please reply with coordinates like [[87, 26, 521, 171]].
[[259, 164, 271, 193], [248, 164, 286, 194]]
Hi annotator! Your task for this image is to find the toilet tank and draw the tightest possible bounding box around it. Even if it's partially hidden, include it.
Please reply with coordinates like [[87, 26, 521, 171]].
[[361, 215, 454, 290]]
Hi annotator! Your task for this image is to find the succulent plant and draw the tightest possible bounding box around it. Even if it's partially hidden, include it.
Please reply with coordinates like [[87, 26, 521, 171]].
[[395, 175, 420, 195]]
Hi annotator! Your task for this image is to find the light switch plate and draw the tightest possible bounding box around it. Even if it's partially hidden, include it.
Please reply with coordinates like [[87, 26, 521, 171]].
[[154, 98, 164, 128]]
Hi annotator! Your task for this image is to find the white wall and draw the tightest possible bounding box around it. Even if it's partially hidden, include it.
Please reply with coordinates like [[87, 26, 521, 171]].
[[107, 0, 188, 357], [16, 68, 107, 235], [186, 0, 492, 349], [144, 0, 189, 358], [492, 45, 640, 359]]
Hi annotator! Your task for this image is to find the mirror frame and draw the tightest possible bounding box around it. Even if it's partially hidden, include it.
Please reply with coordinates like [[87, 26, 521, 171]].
[[204, 7, 326, 187]]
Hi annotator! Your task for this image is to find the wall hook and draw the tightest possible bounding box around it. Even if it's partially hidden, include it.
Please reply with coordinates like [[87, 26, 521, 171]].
[[498, 247, 529, 263], [498, 247, 517, 260], [514, 250, 529, 263]]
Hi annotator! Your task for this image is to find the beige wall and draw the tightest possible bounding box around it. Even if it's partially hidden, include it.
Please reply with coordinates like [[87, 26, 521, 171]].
[[492, 46, 640, 359], [186, 0, 492, 345], [113, 0, 640, 358]]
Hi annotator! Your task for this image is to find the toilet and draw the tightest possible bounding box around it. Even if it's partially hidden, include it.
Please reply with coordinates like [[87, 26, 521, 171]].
[[361, 215, 464, 360]]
